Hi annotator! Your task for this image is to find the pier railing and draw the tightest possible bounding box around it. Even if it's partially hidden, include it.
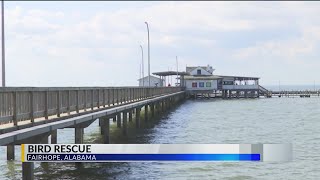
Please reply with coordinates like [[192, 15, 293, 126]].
[[0, 87, 182, 126]]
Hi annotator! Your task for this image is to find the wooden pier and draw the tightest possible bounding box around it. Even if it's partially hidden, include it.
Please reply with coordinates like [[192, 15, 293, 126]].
[[0, 86, 185, 180], [269, 90, 320, 98], [0, 85, 319, 179]]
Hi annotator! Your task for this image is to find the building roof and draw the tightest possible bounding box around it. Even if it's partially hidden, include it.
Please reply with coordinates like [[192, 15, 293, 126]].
[[184, 75, 222, 80], [186, 66, 208, 73], [137, 75, 164, 81], [216, 75, 260, 80], [153, 71, 189, 76], [186, 65, 215, 74]]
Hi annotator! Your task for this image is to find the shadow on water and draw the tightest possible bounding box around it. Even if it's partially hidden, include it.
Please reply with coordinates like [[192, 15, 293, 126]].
[[32, 101, 185, 180]]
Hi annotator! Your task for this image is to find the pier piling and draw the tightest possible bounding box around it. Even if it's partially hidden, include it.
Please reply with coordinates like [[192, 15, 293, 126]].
[[151, 103, 155, 118], [75, 127, 84, 144], [101, 117, 110, 144], [144, 105, 148, 121], [136, 107, 141, 128], [129, 110, 133, 122], [122, 111, 128, 136], [117, 113, 121, 128], [41, 135, 49, 144], [51, 130, 57, 144], [7, 145, 15, 160], [22, 162, 34, 180]]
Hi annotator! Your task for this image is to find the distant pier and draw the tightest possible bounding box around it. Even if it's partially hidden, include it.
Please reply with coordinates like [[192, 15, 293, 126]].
[[268, 90, 320, 98]]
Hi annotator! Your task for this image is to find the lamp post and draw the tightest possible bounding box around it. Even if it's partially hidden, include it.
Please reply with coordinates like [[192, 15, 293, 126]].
[[1, 0, 5, 87], [145, 22, 150, 87], [176, 56, 178, 86], [139, 45, 144, 86]]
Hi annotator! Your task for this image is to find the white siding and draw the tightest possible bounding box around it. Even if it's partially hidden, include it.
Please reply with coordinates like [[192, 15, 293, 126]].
[[185, 80, 218, 91], [222, 85, 259, 90]]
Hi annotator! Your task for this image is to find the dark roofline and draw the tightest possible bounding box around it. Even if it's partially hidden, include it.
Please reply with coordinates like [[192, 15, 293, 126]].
[[217, 75, 260, 80], [153, 71, 189, 76]]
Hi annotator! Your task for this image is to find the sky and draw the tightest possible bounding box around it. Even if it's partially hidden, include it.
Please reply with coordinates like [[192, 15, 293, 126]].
[[1, 1, 320, 87]]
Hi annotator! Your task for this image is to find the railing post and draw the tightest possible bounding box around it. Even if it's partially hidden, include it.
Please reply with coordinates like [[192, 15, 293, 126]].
[[45, 91, 49, 120], [119, 89, 122, 104], [133, 88, 135, 101], [76, 90, 79, 113], [107, 89, 110, 106], [128, 88, 131, 102], [112, 89, 115, 105], [57, 91, 61, 117], [91, 89, 94, 110], [30, 91, 34, 123], [13, 92, 18, 126], [98, 89, 101, 108], [84, 90, 87, 111], [126, 88, 128, 103], [131, 88, 134, 101], [67, 90, 70, 115], [103, 89, 106, 108], [116, 89, 119, 105]]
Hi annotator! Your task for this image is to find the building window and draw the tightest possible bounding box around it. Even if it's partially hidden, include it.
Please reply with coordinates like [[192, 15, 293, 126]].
[[199, 82, 204, 87], [223, 81, 234, 85], [192, 82, 197, 87], [197, 69, 201, 75], [206, 82, 211, 87]]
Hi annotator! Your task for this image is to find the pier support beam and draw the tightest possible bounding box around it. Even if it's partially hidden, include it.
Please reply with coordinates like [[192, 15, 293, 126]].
[[166, 99, 169, 109], [236, 91, 240, 98], [75, 127, 84, 144], [113, 116, 116, 122], [151, 103, 155, 118], [7, 145, 15, 160], [136, 107, 141, 128], [156, 102, 160, 114], [129, 110, 133, 122], [75, 127, 84, 168], [22, 162, 34, 180], [117, 113, 121, 128], [99, 118, 105, 135], [122, 111, 128, 136], [51, 130, 57, 144], [144, 104, 148, 121], [100, 117, 110, 144], [41, 135, 49, 144], [161, 101, 164, 112]]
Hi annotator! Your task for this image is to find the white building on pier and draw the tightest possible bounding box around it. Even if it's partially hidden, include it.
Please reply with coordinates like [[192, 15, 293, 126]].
[[183, 65, 265, 98], [152, 64, 269, 98]]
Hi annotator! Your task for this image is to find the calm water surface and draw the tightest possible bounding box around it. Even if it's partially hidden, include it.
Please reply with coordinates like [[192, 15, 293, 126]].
[[1, 97, 319, 179]]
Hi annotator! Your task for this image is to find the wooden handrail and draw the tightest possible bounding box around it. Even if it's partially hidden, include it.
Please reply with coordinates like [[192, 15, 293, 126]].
[[0, 87, 182, 125]]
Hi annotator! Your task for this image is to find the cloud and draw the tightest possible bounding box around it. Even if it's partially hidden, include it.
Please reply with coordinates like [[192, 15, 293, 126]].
[[2, 2, 320, 86], [232, 25, 320, 61]]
